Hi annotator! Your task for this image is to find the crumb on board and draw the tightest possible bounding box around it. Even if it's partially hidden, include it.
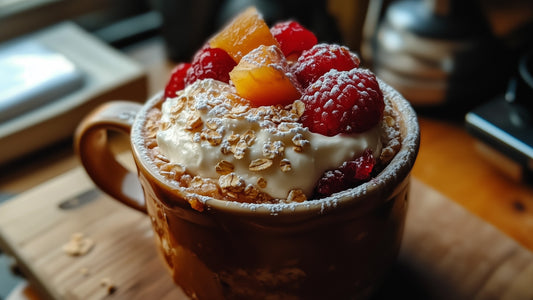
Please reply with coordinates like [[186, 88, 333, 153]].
[[100, 277, 117, 295], [79, 267, 90, 276], [62, 232, 95, 256]]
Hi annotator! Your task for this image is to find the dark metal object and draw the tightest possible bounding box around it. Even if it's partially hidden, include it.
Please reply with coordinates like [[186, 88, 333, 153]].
[[366, 0, 509, 113], [466, 49, 533, 184]]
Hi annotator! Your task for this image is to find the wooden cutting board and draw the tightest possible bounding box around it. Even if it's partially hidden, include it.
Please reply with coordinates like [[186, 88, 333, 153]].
[[0, 167, 532, 300]]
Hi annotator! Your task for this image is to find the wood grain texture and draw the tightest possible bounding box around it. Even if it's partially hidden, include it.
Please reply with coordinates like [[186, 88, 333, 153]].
[[379, 178, 533, 300], [0, 168, 187, 300], [412, 117, 533, 251], [1, 167, 532, 299]]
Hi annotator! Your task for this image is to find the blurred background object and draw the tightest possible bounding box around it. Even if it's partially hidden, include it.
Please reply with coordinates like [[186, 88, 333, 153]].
[[152, 0, 343, 62], [362, 0, 531, 115], [0, 23, 147, 165], [0, 0, 158, 47], [0, 40, 85, 123], [465, 45, 533, 184]]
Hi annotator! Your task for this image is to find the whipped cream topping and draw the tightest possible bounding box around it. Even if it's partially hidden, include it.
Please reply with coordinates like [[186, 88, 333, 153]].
[[156, 79, 382, 199]]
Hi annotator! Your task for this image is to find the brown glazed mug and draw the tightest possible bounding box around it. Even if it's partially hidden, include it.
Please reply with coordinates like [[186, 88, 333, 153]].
[[75, 81, 419, 300]]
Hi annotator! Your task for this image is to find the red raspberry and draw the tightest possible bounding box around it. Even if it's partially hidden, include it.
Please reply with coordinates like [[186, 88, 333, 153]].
[[293, 43, 360, 88], [300, 68, 384, 136], [344, 149, 376, 180], [315, 149, 375, 197], [185, 47, 236, 86], [315, 169, 345, 197], [270, 21, 317, 58], [164, 63, 191, 98]]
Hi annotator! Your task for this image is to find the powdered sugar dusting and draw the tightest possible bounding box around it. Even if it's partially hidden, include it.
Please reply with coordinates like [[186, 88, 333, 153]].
[[155, 79, 383, 200]]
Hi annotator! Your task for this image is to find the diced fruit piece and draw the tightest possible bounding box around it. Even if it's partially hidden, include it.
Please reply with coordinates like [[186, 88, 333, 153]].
[[270, 21, 317, 58], [185, 47, 236, 86], [347, 149, 376, 180], [315, 149, 376, 197], [315, 169, 345, 198], [209, 6, 280, 63], [293, 43, 360, 88], [300, 68, 384, 136], [229, 45, 301, 106], [164, 63, 191, 98]]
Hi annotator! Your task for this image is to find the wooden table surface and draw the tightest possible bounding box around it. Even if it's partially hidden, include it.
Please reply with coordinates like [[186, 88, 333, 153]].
[[413, 117, 533, 251], [0, 37, 533, 298]]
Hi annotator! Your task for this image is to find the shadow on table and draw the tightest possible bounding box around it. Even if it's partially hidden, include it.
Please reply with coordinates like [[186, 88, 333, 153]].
[[372, 260, 435, 300]]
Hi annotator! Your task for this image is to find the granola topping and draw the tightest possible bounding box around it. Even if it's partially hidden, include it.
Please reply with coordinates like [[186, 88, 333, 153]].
[[155, 79, 383, 199], [249, 158, 273, 171], [215, 160, 235, 175]]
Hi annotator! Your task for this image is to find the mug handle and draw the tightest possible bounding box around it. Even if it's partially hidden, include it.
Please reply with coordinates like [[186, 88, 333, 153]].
[[74, 101, 147, 213]]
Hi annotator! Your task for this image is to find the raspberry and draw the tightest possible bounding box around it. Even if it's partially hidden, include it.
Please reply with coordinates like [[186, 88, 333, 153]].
[[315, 149, 375, 197], [315, 169, 345, 197], [270, 21, 317, 58], [300, 68, 384, 136], [164, 63, 191, 98], [344, 149, 376, 180], [292, 43, 360, 88], [185, 47, 236, 86]]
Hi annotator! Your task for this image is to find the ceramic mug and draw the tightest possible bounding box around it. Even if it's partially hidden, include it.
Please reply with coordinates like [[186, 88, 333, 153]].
[[75, 81, 419, 300]]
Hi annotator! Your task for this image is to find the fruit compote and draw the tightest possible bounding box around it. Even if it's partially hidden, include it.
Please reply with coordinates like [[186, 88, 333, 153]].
[[143, 6, 401, 209]]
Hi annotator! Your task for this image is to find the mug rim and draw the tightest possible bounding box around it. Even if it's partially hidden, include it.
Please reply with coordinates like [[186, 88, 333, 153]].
[[131, 80, 420, 217]]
